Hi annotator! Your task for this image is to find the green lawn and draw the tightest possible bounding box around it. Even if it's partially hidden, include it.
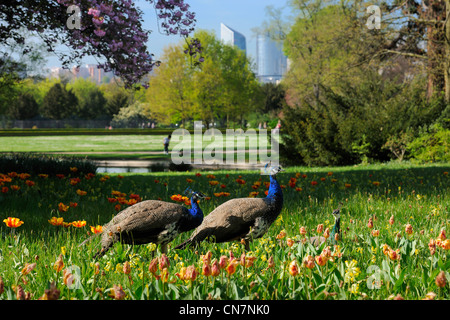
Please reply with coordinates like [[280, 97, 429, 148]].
[[0, 135, 166, 153], [0, 133, 276, 164]]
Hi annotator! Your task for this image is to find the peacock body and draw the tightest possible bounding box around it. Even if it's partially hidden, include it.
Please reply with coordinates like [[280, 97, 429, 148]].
[[175, 166, 284, 250], [80, 191, 205, 258]]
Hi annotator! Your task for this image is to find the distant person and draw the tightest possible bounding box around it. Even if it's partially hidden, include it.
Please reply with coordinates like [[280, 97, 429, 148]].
[[163, 134, 171, 155]]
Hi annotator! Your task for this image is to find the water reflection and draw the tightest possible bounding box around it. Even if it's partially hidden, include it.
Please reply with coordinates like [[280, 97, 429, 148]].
[[96, 167, 154, 173]]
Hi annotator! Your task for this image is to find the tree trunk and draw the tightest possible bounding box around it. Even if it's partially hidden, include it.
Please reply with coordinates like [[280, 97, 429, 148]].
[[445, 0, 450, 102], [425, 1, 447, 101]]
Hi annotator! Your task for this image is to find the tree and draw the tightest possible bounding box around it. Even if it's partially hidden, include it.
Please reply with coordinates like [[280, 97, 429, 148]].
[[67, 78, 107, 119], [0, 1, 202, 88], [7, 92, 39, 120], [144, 43, 195, 127], [143, 30, 261, 128], [40, 82, 78, 120], [190, 30, 261, 127], [100, 80, 132, 117]]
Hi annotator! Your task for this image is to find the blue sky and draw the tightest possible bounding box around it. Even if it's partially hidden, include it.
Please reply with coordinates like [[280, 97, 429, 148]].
[[46, 0, 290, 68]]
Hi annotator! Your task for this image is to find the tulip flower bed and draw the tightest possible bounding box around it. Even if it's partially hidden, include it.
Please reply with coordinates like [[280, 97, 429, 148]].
[[0, 163, 449, 300]]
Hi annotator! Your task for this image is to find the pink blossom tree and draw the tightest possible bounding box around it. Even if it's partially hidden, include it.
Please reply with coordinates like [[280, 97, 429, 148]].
[[0, 0, 203, 88]]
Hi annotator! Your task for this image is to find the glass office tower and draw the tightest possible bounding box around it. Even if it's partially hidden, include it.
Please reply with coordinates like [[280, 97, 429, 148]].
[[220, 23, 246, 54], [256, 33, 287, 83]]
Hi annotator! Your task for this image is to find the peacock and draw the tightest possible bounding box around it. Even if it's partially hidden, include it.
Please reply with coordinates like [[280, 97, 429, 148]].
[[307, 202, 342, 247], [175, 165, 284, 251], [79, 189, 206, 258]]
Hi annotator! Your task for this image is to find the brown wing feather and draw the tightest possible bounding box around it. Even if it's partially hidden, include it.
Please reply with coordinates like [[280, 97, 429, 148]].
[[188, 198, 269, 242], [104, 200, 188, 234]]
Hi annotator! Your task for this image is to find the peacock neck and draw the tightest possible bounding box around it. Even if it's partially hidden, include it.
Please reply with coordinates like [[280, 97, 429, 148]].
[[266, 175, 283, 202], [189, 197, 203, 219], [331, 217, 341, 238]]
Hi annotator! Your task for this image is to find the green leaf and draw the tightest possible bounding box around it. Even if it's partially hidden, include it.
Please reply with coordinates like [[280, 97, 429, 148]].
[[394, 269, 406, 290]]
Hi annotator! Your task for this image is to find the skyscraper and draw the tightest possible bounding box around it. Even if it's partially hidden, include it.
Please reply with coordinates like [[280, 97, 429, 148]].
[[256, 33, 287, 84], [220, 23, 246, 54]]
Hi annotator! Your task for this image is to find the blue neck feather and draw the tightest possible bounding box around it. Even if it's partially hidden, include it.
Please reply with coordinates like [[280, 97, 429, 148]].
[[188, 196, 203, 220], [266, 175, 283, 201]]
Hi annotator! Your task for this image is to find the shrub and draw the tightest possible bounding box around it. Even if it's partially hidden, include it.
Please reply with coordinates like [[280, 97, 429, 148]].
[[407, 124, 450, 163], [0, 153, 97, 176]]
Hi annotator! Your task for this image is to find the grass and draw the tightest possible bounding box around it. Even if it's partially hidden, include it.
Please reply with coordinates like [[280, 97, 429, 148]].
[[0, 162, 449, 300], [0, 133, 276, 163]]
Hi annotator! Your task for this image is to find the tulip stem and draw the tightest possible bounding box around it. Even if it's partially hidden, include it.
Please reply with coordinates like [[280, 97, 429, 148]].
[[203, 276, 208, 298], [291, 276, 296, 299]]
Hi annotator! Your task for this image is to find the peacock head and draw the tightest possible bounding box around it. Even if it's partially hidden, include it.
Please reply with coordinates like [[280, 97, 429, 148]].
[[191, 191, 206, 202], [184, 187, 206, 203], [332, 202, 343, 220], [263, 164, 284, 176]]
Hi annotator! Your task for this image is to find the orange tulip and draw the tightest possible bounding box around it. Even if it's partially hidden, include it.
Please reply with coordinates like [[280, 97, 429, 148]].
[[267, 256, 275, 269], [323, 228, 330, 239], [58, 203, 69, 212], [76, 189, 87, 196], [441, 239, 450, 250], [202, 263, 212, 277], [71, 220, 86, 228], [159, 254, 170, 271], [3, 217, 24, 228], [211, 260, 220, 277], [316, 224, 324, 234], [405, 224, 413, 235], [299, 226, 307, 236], [276, 230, 286, 240], [25, 180, 35, 187], [185, 265, 198, 281], [288, 260, 299, 276], [388, 249, 401, 261], [109, 284, 126, 300], [49, 217, 64, 226], [21, 263, 37, 276], [90, 225, 103, 234], [225, 259, 239, 275], [286, 238, 294, 247], [315, 255, 327, 267], [303, 255, 315, 269], [240, 253, 256, 268], [148, 258, 158, 275], [435, 271, 447, 288], [53, 254, 64, 273], [389, 215, 395, 225], [123, 261, 131, 275], [219, 256, 229, 269]]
